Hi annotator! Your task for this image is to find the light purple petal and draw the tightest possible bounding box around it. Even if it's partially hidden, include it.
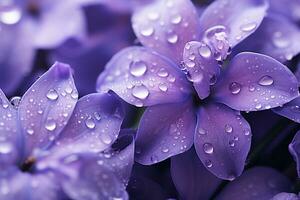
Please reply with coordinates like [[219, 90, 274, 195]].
[[0, 90, 21, 168], [182, 41, 220, 99], [97, 134, 135, 185], [234, 15, 300, 63], [0, 168, 60, 200], [18, 62, 77, 157], [96, 47, 191, 107], [194, 103, 252, 180], [199, 0, 268, 48], [61, 157, 128, 200], [271, 192, 300, 200], [132, 0, 200, 64], [213, 52, 299, 112], [54, 92, 124, 153], [135, 100, 196, 165], [216, 167, 293, 200], [34, 1, 86, 48], [273, 97, 300, 123], [270, 0, 300, 23], [288, 130, 300, 177], [171, 148, 222, 200], [0, 18, 35, 94]]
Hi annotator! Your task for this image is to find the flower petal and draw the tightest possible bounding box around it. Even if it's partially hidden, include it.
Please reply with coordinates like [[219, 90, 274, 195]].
[[272, 97, 300, 123], [270, 0, 300, 23], [199, 0, 268, 47], [132, 0, 200, 64], [288, 130, 300, 177], [212, 52, 299, 112], [271, 192, 300, 200], [18, 62, 78, 157], [216, 167, 293, 200], [96, 47, 191, 107], [182, 41, 220, 99], [61, 157, 128, 200], [194, 103, 252, 180], [54, 92, 124, 154], [171, 148, 222, 200], [135, 100, 196, 165], [234, 15, 300, 63]]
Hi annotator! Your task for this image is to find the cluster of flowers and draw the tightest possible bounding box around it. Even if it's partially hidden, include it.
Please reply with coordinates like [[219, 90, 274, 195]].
[[1, 0, 300, 199]]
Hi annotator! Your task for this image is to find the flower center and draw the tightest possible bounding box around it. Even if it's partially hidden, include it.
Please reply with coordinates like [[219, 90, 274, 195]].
[[20, 156, 36, 172]]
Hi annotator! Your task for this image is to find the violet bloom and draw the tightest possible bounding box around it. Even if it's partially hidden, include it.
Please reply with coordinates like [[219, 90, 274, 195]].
[[96, 0, 299, 180], [0, 62, 134, 199]]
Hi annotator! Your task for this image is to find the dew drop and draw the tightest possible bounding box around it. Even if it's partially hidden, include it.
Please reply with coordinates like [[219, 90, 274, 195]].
[[130, 61, 147, 77], [85, 116, 96, 129], [162, 147, 169, 153], [240, 22, 257, 32], [10, 96, 21, 109], [0, 143, 12, 154], [132, 85, 149, 100], [272, 32, 290, 48], [258, 75, 274, 86], [171, 14, 182, 24], [203, 143, 214, 154], [167, 33, 178, 44], [229, 82, 241, 94], [45, 120, 57, 131], [100, 134, 112, 145], [198, 45, 212, 58], [157, 68, 169, 77], [198, 128, 206, 135], [140, 26, 154, 37], [205, 159, 213, 168], [27, 128, 34, 135], [0, 7, 22, 25], [244, 129, 250, 136], [158, 83, 168, 92], [46, 89, 59, 101], [229, 140, 235, 147], [225, 124, 233, 133]]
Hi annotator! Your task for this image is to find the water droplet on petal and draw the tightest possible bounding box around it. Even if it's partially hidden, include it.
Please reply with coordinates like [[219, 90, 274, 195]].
[[203, 143, 214, 154], [157, 68, 169, 77], [85, 116, 96, 129], [198, 128, 206, 135], [198, 45, 212, 58], [0, 7, 22, 25], [225, 124, 233, 133], [10, 96, 21, 109], [229, 140, 235, 147], [132, 85, 149, 100], [240, 22, 257, 32], [205, 159, 213, 168], [140, 26, 154, 37], [171, 14, 182, 24], [158, 83, 168, 92], [46, 89, 59, 101], [130, 61, 147, 77], [229, 82, 241, 94], [45, 120, 57, 131], [272, 32, 290, 48], [0, 143, 12, 154], [258, 75, 274, 86], [167, 33, 178, 44], [27, 128, 34, 135]]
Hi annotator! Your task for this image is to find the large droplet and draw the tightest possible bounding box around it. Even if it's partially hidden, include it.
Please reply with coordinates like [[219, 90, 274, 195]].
[[258, 75, 274, 86], [158, 83, 168, 92], [130, 61, 147, 77], [240, 22, 257, 32], [198, 45, 212, 58], [229, 82, 241, 94], [140, 26, 154, 37], [46, 89, 59, 101], [132, 85, 149, 100], [203, 143, 214, 154], [157, 68, 169, 77], [45, 120, 57, 131], [0, 7, 22, 25], [272, 32, 290, 48], [85, 116, 96, 129], [0, 143, 12, 154]]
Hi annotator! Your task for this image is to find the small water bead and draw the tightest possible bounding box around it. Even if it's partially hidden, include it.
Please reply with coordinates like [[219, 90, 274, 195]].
[[171, 14, 182, 24], [132, 85, 149, 100], [248, 84, 255, 92], [130, 61, 147, 77], [244, 129, 250, 136], [272, 32, 290, 48], [65, 86, 73, 94], [198, 45, 212, 58], [157, 68, 169, 77], [10, 96, 21, 109], [229, 140, 235, 147], [100, 134, 112, 145], [94, 112, 101, 121], [240, 22, 257, 32], [27, 128, 34, 135], [209, 75, 217, 85], [225, 124, 233, 133], [0, 143, 12, 154], [203, 143, 214, 154], [187, 71, 203, 83], [255, 104, 262, 110], [229, 82, 241, 95], [162, 147, 169, 153], [198, 128, 206, 135], [205, 159, 213, 168], [140, 26, 154, 37], [0, 7, 22, 25], [45, 120, 57, 131], [85, 117, 96, 129], [167, 33, 178, 44], [258, 75, 274, 86], [71, 92, 78, 99], [158, 83, 168, 92], [147, 12, 159, 21], [46, 89, 59, 101]]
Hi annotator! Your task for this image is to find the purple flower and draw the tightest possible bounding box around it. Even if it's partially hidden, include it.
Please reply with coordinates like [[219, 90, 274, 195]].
[[0, 62, 134, 199], [96, 0, 299, 180]]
